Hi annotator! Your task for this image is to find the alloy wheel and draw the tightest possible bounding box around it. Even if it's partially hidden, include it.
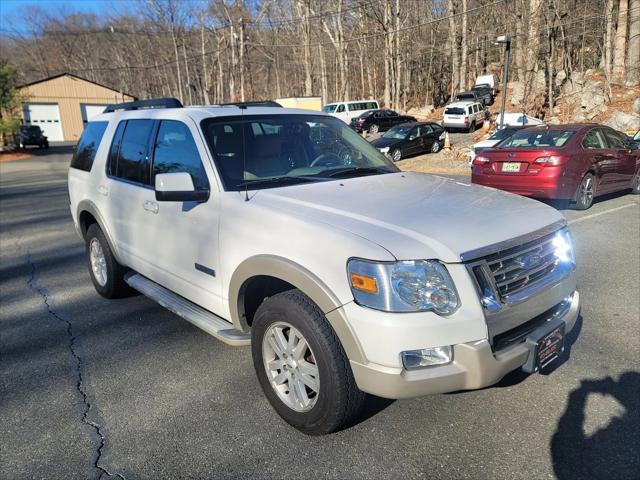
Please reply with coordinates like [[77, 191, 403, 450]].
[[89, 238, 108, 287], [391, 149, 402, 162], [431, 141, 440, 153], [262, 322, 320, 412], [369, 124, 379, 134], [580, 175, 594, 207]]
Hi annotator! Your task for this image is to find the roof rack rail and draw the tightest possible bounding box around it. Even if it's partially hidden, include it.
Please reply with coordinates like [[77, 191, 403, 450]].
[[103, 97, 183, 113], [213, 100, 282, 108]]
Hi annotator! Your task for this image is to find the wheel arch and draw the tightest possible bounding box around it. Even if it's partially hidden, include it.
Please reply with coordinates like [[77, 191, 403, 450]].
[[229, 255, 366, 363], [76, 200, 123, 264]]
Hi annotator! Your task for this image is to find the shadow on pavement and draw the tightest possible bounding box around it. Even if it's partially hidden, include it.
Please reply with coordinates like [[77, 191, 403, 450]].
[[551, 371, 640, 479]]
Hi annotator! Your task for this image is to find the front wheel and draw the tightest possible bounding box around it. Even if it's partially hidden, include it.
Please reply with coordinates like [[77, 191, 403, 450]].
[[390, 148, 402, 162], [431, 140, 441, 153], [573, 173, 595, 210], [252, 290, 365, 435]]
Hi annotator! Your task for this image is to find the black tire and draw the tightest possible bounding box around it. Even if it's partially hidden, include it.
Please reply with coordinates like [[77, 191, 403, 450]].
[[369, 124, 379, 134], [85, 224, 130, 298], [631, 169, 640, 194], [252, 290, 365, 435], [468, 123, 474, 133], [431, 140, 441, 153], [573, 173, 595, 210], [390, 148, 402, 162]]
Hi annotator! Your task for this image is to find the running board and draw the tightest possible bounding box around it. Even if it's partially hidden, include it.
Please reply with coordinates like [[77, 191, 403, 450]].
[[125, 273, 251, 346]]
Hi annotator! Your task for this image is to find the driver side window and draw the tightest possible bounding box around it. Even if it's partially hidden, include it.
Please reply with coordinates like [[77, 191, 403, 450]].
[[336, 104, 345, 113]]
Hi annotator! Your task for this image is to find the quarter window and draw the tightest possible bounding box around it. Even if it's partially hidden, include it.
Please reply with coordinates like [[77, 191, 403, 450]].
[[70, 121, 108, 172], [152, 120, 209, 190]]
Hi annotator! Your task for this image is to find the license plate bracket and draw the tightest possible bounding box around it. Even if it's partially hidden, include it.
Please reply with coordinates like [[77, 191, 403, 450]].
[[522, 318, 565, 373]]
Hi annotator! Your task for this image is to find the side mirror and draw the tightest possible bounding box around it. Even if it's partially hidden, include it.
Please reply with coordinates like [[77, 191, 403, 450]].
[[155, 172, 209, 202], [408, 135, 416, 140]]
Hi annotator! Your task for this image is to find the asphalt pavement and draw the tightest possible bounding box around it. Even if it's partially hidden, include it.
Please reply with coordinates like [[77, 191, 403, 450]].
[[1, 147, 639, 479]]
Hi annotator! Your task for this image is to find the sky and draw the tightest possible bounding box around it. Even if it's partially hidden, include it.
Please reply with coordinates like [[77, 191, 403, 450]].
[[0, 0, 130, 35]]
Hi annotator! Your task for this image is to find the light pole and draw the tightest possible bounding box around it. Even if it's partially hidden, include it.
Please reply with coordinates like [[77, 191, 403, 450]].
[[495, 35, 511, 129]]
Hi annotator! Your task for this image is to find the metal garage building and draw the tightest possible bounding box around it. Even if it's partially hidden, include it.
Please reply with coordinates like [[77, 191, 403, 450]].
[[18, 73, 136, 142]]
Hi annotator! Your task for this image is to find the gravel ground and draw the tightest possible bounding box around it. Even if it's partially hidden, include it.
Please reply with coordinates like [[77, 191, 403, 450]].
[[1, 147, 638, 480]]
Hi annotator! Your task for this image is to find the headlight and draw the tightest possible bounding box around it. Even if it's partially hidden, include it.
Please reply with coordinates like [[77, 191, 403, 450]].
[[553, 228, 575, 265], [347, 259, 460, 315], [378, 147, 390, 153]]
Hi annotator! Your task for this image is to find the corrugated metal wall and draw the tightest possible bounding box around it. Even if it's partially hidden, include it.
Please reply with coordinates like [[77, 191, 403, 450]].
[[20, 75, 135, 141]]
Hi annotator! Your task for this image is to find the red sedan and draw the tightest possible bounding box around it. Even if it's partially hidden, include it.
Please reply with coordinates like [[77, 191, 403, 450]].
[[471, 124, 640, 209]]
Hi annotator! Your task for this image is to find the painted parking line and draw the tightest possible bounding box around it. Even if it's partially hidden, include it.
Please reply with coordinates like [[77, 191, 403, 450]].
[[568, 202, 639, 225]]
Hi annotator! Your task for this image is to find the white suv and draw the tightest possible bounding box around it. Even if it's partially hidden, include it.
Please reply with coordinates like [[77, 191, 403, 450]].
[[68, 98, 579, 435], [442, 101, 485, 132]]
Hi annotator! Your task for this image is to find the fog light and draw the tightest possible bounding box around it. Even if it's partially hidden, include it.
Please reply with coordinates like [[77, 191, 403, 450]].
[[402, 346, 453, 369]]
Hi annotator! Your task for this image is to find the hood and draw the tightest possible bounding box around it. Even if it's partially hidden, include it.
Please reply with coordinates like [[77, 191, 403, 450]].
[[370, 137, 403, 149], [251, 172, 565, 262]]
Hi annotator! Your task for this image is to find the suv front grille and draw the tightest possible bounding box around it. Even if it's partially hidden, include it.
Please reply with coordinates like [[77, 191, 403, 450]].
[[485, 235, 558, 297]]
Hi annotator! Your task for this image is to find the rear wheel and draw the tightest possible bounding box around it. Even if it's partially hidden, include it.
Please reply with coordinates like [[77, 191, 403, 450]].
[[252, 290, 365, 435], [573, 173, 595, 210], [631, 169, 640, 194], [85, 224, 130, 298], [369, 124, 379, 134], [390, 148, 402, 162], [468, 123, 474, 133]]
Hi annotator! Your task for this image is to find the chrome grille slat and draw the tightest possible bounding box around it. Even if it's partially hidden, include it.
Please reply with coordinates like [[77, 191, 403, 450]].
[[486, 238, 555, 267], [495, 256, 558, 289]]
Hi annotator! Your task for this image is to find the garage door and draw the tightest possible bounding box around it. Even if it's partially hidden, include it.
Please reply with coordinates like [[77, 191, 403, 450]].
[[81, 104, 108, 124], [23, 103, 64, 142]]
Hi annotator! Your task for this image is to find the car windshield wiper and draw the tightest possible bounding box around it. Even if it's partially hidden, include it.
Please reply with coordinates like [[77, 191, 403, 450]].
[[236, 176, 320, 189], [322, 166, 395, 178]]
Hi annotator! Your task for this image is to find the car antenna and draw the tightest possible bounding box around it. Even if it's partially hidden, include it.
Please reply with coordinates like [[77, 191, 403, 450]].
[[240, 105, 249, 202]]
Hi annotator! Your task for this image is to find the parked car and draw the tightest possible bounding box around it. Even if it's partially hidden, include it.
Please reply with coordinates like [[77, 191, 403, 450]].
[[471, 84, 494, 106], [322, 100, 379, 123], [442, 101, 484, 132], [16, 125, 49, 149], [471, 124, 640, 209], [370, 122, 445, 161], [69, 97, 580, 435], [350, 109, 417, 134], [455, 90, 486, 106], [475, 74, 499, 95], [468, 126, 530, 164]]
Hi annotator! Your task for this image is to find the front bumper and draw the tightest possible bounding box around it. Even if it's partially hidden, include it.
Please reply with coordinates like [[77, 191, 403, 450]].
[[350, 290, 580, 399]]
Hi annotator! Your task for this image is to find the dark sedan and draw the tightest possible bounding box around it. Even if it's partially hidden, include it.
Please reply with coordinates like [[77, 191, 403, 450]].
[[370, 122, 445, 161], [471, 84, 494, 106], [350, 109, 417, 134]]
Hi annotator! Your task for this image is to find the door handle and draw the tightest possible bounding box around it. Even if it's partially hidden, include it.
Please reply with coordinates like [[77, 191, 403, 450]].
[[97, 185, 108, 196], [143, 200, 159, 214]]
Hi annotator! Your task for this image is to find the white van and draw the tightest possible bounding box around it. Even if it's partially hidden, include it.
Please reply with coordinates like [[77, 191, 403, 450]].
[[322, 99, 380, 123], [474, 74, 499, 95]]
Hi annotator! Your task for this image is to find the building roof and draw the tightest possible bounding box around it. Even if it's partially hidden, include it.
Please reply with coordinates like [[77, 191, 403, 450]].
[[18, 72, 136, 99]]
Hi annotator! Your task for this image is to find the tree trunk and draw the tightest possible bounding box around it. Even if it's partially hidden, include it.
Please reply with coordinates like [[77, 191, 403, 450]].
[[602, 0, 615, 78], [200, 16, 210, 105], [524, 0, 544, 104], [626, 0, 640, 84], [447, 0, 459, 99], [459, 0, 468, 90], [612, 0, 629, 83]]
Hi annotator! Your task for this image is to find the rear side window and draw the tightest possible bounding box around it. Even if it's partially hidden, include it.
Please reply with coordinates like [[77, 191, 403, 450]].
[[152, 120, 209, 190], [70, 121, 108, 172], [336, 104, 345, 113], [108, 119, 154, 185], [582, 129, 606, 149]]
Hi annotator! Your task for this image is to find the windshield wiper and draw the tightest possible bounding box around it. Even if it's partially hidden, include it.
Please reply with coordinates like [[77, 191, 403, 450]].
[[236, 176, 319, 189], [323, 166, 395, 178]]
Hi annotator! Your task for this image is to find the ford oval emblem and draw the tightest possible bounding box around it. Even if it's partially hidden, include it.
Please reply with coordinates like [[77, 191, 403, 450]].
[[517, 253, 542, 269]]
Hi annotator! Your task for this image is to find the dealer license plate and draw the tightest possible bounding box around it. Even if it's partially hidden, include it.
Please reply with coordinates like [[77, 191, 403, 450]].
[[502, 162, 521, 172], [522, 319, 565, 373]]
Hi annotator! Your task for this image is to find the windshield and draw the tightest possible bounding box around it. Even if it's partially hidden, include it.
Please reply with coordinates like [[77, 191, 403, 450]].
[[201, 114, 398, 191], [21, 126, 42, 134], [322, 104, 337, 113], [382, 125, 411, 140], [489, 128, 517, 141], [498, 129, 574, 148]]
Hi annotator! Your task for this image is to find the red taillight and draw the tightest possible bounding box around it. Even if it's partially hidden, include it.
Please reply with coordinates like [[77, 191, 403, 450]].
[[533, 155, 568, 166], [463, 116, 469, 124], [473, 155, 491, 166], [356, 119, 364, 124]]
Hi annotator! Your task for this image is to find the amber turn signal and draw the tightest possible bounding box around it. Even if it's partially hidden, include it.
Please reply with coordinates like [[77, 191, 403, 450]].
[[350, 273, 378, 293]]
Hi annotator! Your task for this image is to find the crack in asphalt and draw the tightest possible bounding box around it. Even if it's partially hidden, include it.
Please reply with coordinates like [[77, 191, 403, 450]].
[[25, 252, 126, 480]]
